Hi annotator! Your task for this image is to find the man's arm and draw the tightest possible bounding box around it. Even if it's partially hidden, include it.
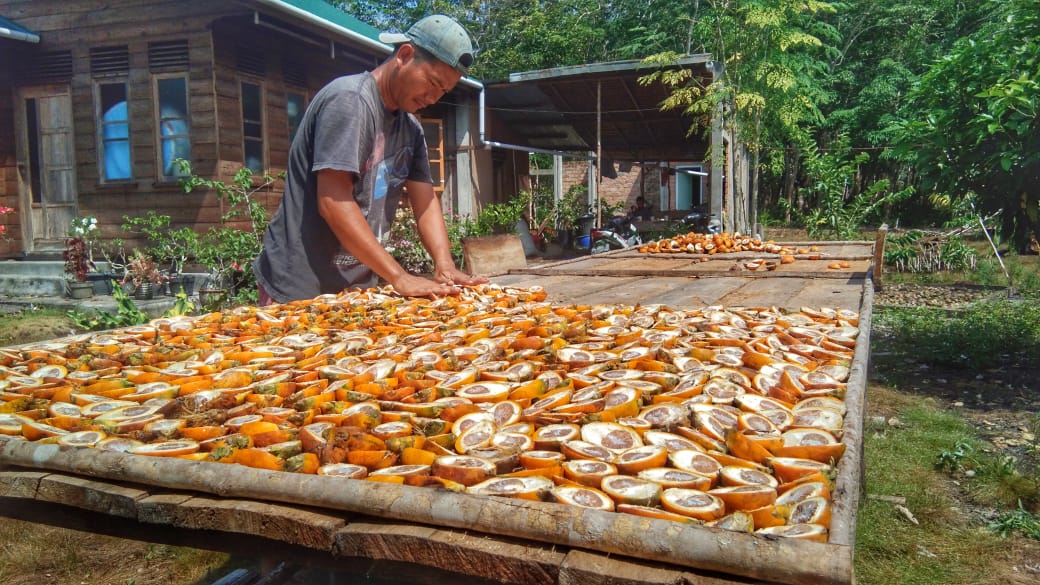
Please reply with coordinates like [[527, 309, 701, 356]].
[[316, 169, 464, 296], [406, 179, 488, 287]]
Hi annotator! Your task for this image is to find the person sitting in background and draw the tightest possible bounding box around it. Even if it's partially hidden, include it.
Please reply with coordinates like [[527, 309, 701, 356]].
[[631, 196, 653, 221]]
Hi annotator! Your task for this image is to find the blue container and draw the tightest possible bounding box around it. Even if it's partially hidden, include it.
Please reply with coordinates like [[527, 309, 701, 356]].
[[576, 235, 591, 248]]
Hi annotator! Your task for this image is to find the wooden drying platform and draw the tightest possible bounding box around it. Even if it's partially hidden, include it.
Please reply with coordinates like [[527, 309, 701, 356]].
[[0, 240, 878, 585]]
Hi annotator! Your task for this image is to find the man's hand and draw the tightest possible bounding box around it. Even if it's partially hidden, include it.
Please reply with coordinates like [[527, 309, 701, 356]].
[[389, 273, 463, 298], [434, 266, 489, 287]]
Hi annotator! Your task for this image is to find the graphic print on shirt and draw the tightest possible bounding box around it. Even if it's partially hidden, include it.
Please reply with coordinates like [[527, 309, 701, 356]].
[[333, 135, 413, 268]]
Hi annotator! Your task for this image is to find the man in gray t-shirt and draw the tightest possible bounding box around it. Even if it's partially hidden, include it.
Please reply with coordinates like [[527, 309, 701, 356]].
[[254, 15, 487, 304]]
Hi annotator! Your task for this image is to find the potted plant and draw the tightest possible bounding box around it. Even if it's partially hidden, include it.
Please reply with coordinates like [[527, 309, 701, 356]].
[[63, 234, 94, 299], [121, 211, 200, 296], [122, 250, 165, 300], [555, 186, 592, 248]]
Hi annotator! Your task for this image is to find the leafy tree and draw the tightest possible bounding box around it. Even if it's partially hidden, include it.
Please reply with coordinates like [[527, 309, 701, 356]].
[[642, 0, 840, 232], [888, 0, 1039, 250]]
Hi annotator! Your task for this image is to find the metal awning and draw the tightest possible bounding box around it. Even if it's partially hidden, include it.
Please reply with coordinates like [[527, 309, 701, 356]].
[[484, 55, 717, 163], [0, 15, 39, 43]]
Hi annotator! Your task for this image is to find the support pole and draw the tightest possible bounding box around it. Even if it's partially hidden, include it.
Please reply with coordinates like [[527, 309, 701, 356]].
[[596, 81, 603, 228]]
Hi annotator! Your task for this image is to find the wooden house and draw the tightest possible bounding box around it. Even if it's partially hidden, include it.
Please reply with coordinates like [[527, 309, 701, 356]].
[[0, 0, 496, 259]]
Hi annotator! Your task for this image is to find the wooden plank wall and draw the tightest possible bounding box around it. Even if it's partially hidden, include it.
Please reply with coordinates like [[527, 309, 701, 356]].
[[0, 42, 20, 258], [0, 0, 380, 253]]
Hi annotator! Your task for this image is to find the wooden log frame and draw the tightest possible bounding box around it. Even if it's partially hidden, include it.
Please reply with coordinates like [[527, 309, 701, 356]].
[[0, 267, 874, 585], [0, 438, 852, 585]]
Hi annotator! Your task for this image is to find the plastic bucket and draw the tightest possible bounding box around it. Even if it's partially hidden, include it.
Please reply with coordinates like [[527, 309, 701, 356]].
[[576, 235, 591, 248]]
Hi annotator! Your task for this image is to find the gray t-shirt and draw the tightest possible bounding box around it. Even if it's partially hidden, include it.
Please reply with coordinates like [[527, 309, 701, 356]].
[[253, 72, 432, 303]]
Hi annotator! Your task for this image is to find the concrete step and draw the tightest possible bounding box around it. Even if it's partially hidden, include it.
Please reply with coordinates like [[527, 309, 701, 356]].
[[0, 274, 67, 297], [0, 259, 113, 277]]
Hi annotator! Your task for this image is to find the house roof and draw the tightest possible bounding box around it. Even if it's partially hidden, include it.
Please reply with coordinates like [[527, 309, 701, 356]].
[[271, 0, 382, 42], [485, 55, 718, 163], [0, 14, 40, 43]]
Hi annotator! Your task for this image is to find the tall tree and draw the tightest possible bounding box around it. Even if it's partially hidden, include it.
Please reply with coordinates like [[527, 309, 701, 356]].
[[888, 0, 1039, 250], [643, 0, 839, 232]]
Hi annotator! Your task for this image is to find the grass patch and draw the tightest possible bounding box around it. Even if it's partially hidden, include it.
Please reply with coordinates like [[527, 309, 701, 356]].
[[874, 300, 1040, 369], [0, 519, 232, 585], [0, 307, 77, 347], [858, 386, 1040, 584]]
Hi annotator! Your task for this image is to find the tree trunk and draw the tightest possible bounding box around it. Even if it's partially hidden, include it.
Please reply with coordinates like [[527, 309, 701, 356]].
[[749, 116, 761, 236], [784, 146, 800, 222]]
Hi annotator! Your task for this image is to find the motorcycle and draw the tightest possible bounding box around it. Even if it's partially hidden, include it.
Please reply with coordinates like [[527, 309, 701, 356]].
[[590, 215, 642, 254], [680, 205, 722, 235]]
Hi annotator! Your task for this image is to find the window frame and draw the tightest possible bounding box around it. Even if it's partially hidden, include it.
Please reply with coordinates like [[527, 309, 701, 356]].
[[286, 90, 308, 145], [420, 117, 445, 195], [240, 79, 266, 174], [152, 73, 192, 183], [94, 78, 132, 183]]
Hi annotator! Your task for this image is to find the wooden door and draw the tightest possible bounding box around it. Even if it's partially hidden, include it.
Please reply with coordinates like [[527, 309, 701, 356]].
[[14, 85, 79, 254]]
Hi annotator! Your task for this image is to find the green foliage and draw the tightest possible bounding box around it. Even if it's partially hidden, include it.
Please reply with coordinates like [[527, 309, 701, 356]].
[[782, 137, 912, 239], [990, 503, 1040, 540], [875, 301, 1040, 369], [67, 282, 149, 330], [937, 439, 976, 473], [121, 211, 200, 275], [555, 185, 591, 232], [474, 194, 529, 236], [175, 160, 280, 296], [888, 0, 1040, 250], [386, 209, 481, 274], [884, 231, 978, 272], [68, 285, 198, 331]]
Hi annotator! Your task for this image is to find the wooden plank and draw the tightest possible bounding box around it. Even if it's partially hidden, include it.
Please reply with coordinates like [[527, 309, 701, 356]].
[[336, 521, 564, 585], [826, 283, 875, 547], [558, 550, 759, 585], [0, 470, 48, 499], [172, 496, 346, 550], [35, 473, 148, 519]]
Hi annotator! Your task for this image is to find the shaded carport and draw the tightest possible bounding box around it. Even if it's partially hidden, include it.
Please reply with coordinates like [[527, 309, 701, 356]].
[[483, 55, 747, 232]]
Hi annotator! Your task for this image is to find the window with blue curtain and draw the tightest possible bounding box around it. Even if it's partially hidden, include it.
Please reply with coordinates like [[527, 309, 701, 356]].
[[157, 76, 191, 179], [99, 82, 130, 181]]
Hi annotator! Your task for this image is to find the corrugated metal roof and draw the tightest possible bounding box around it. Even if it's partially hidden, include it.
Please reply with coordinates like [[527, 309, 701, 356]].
[[0, 14, 40, 43], [486, 55, 717, 162]]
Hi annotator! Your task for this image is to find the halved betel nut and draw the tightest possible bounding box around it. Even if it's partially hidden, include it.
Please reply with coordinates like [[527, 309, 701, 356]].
[[57, 429, 107, 448], [615, 444, 669, 474], [431, 455, 496, 486], [563, 459, 617, 487], [129, 439, 200, 457], [317, 463, 369, 479], [454, 381, 513, 403], [719, 465, 779, 489], [532, 423, 580, 450], [708, 485, 777, 511], [600, 475, 662, 506], [755, 522, 828, 542], [468, 476, 553, 501], [580, 422, 643, 454], [637, 467, 713, 491], [660, 488, 725, 521], [519, 450, 565, 469], [551, 485, 615, 511], [368, 464, 432, 486]]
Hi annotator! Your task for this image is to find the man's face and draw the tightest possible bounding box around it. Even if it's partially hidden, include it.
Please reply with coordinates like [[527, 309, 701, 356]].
[[395, 45, 462, 113]]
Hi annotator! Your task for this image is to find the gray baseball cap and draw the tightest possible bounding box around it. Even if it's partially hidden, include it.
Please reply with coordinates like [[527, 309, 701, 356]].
[[379, 14, 475, 75]]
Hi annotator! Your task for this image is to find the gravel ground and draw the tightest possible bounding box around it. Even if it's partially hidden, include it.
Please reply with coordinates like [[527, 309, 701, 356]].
[[875, 282, 1010, 308]]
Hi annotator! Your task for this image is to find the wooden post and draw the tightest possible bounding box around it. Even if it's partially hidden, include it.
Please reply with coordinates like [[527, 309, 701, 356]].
[[872, 224, 888, 292]]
